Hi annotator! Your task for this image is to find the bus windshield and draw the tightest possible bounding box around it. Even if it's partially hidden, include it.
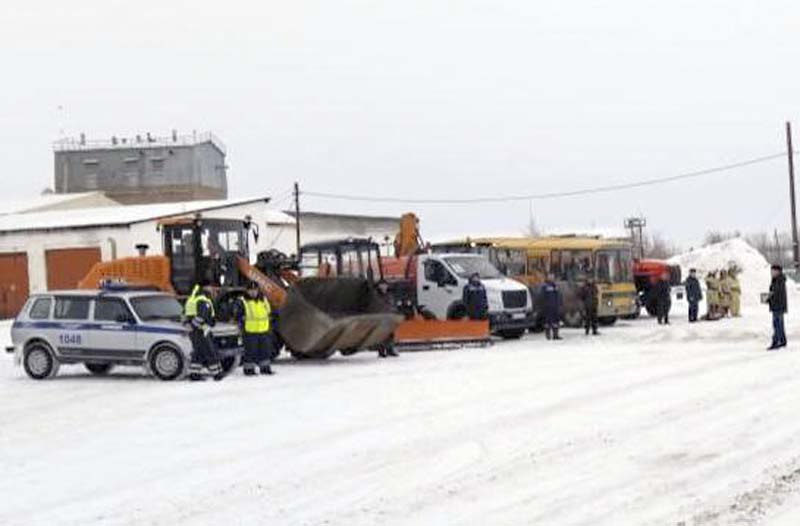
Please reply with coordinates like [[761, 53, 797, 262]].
[[443, 256, 502, 280], [552, 250, 594, 282], [595, 249, 633, 283]]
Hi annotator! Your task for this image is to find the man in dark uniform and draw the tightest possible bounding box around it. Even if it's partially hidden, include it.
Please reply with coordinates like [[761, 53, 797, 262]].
[[654, 271, 672, 325], [578, 278, 599, 336], [767, 264, 788, 350], [685, 268, 703, 323], [540, 273, 562, 340], [184, 284, 224, 381], [235, 281, 275, 375], [462, 272, 489, 320]]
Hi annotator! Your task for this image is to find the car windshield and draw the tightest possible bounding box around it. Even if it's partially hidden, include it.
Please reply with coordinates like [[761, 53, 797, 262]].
[[595, 249, 633, 283], [443, 256, 502, 279], [130, 295, 184, 321]]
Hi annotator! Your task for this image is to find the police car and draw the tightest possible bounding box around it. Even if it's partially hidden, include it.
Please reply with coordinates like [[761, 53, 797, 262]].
[[9, 288, 243, 380]]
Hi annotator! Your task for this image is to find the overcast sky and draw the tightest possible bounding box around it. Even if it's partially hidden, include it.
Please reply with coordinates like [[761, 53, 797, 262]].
[[2, 0, 799, 248]]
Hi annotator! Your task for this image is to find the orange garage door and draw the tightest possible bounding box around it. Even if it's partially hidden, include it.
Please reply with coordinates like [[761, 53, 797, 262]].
[[46, 247, 102, 291], [0, 253, 29, 319]]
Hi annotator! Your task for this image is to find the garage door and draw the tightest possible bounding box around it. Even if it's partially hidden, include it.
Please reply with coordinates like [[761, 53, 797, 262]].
[[46, 247, 102, 291], [0, 253, 29, 319]]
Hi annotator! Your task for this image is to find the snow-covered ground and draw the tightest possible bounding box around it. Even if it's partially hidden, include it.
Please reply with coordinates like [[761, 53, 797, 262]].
[[3, 241, 800, 526]]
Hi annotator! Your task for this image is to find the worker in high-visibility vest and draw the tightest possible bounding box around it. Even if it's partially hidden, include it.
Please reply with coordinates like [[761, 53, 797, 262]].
[[184, 284, 224, 381], [235, 281, 275, 376]]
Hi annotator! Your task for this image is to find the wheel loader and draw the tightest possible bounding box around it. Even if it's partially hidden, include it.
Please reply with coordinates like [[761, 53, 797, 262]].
[[78, 215, 402, 359]]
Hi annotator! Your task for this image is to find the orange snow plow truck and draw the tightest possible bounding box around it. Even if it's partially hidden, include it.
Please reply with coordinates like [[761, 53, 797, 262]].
[[78, 216, 402, 359]]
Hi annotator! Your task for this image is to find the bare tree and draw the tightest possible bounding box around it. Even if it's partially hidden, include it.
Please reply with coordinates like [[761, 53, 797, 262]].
[[642, 232, 680, 259], [703, 230, 741, 246]]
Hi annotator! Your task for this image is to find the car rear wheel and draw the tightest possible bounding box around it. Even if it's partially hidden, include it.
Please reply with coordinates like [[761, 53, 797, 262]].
[[598, 316, 617, 326], [85, 363, 113, 375], [149, 345, 184, 381], [24, 344, 57, 380]]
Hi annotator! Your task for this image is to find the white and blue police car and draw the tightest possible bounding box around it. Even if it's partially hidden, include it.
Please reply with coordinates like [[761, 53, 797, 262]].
[[9, 287, 243, 380]]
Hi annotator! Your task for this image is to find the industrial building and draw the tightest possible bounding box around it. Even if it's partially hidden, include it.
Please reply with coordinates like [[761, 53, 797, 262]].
[[53, 131, 228, 204], [0, 195, 401, 318]]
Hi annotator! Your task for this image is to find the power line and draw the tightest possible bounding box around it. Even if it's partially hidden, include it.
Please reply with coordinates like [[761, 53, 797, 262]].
[[303, 152, 789, 205]]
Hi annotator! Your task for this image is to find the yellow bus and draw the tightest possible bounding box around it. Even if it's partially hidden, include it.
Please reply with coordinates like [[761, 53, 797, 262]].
[[432, 236, 638, 327]]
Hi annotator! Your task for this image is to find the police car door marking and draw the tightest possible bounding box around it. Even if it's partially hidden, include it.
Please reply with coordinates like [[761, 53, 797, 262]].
[[58, 333, 82, 346]]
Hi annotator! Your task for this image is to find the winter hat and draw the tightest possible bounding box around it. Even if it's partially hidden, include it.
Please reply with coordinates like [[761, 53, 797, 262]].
[[771, 264, 783, 272]]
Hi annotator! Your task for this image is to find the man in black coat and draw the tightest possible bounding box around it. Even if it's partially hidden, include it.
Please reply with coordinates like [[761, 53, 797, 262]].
[[578, 279, 599, 336], [539, 273, 563, 340], [653, 271, 672, 325], [767, 264, 788, 350], [463, 273, 489, 321], [685, 268, 703, 323]]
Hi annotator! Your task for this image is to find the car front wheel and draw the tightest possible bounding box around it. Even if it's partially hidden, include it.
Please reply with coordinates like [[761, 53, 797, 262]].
[[149, 345, 184, 381], [24, 344, 57, 380]]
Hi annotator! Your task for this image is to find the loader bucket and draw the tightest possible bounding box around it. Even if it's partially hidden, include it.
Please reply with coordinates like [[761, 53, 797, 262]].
[[277, 277, 403, 359]]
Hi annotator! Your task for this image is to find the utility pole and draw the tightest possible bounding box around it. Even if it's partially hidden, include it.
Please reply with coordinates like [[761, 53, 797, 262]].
[[624, 217, 647, 259], [293, 181, 301, 258], [786, 122, 800, 270]]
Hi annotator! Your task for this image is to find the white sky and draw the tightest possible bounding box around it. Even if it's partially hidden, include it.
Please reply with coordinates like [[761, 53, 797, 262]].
[[2, 0, 799, 248]]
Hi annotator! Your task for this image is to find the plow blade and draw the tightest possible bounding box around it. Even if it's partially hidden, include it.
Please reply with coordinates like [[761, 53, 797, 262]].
[[278, 277, 403, 359], [394, 318, 492, 351]]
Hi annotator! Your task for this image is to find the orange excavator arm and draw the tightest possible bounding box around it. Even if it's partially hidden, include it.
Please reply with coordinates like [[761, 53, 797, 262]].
[[235, 256, 288, 308], [393, 213, 424, 257]]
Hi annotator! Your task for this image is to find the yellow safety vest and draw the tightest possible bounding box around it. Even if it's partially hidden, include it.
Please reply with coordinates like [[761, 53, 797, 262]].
[[240, 297, 271, 334], [184, 284, 215, 319]]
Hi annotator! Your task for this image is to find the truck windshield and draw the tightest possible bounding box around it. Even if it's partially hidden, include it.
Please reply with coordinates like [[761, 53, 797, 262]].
[[130, 295, 184, 321], [443, 256, 502, 279], [596, 249, 633, 283]]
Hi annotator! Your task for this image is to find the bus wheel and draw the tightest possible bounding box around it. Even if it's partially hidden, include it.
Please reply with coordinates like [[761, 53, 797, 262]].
[[563, 310, 584, 328]]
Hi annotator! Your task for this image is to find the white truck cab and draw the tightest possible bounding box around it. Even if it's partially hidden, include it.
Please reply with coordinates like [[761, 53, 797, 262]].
[[415, 253, 534, 338]]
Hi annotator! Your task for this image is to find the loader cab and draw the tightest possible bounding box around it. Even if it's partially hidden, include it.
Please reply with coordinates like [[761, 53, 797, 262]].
[[161, 217, 252, 295], [299, 238, 384, 284]]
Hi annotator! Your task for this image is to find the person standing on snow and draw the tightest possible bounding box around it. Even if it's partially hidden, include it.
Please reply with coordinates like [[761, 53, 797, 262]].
[[685, 268, 703, 323], [463, 272, 489, 321], [540, 273, 563, 340], [729, 267, 742, 317], [235, 281, 275, 376], [719, 269, 732, 317], [705, 271, 720, 319], [578, 278, 599, 336], [653, 271, 672, 325], [184, 284, 225, 381], [767, 264, 788, 350]]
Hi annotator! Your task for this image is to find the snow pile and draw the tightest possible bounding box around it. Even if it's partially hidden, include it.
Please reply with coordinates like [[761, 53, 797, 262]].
[[669, 238, 798, 311]]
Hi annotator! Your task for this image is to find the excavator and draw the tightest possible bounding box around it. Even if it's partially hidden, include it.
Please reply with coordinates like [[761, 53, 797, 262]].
[[78, 215, 402, 359], [299, 213, 492, 350]]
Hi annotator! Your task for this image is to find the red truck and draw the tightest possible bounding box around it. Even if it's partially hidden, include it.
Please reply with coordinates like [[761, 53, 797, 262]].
[[632, 259, 683, 317]]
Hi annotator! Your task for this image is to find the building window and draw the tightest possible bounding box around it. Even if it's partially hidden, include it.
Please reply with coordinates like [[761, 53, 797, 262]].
[[82, 159, 99, 166], [151, 158, 165, 172]]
